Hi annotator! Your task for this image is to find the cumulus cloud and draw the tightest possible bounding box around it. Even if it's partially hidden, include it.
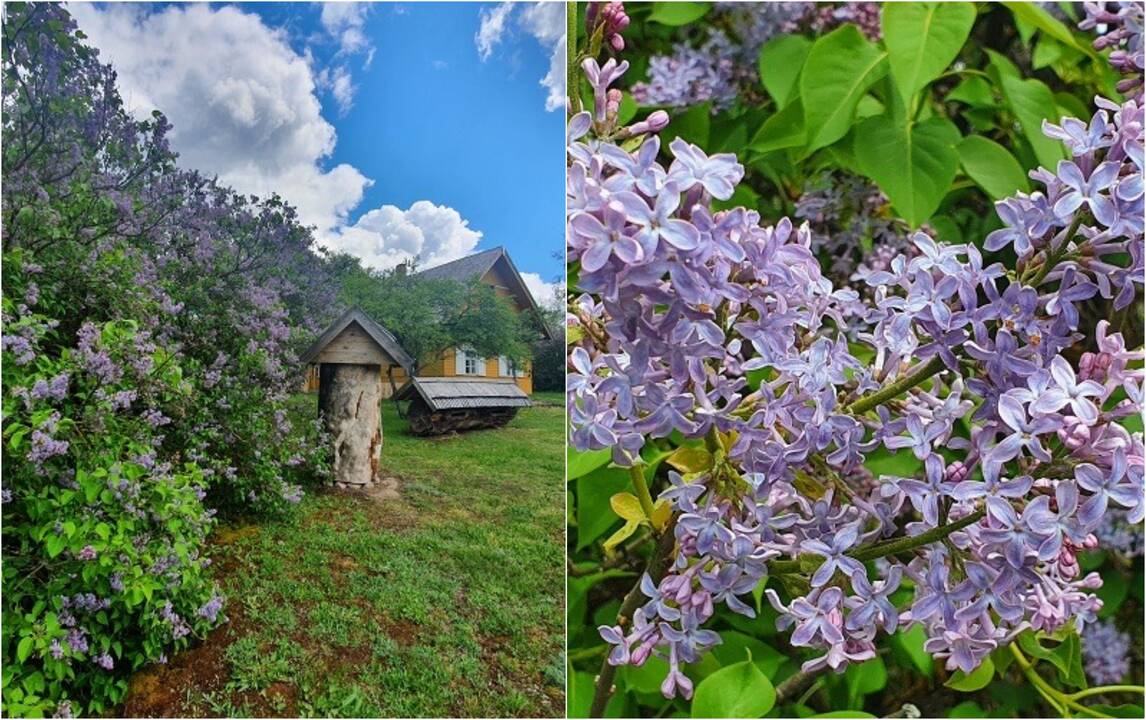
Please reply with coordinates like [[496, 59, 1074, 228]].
[[330, 201, 483, 271], [475, 2, 513, 61], [70, 3, 552, 293], [320, 2, 372, 58], [476, 2, 565, 111], [70, 3, 371, 239], [318, 64, 357, 115], [520, 272, 563, 310]]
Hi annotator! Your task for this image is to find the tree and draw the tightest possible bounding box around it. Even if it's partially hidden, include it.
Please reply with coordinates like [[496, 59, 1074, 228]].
[[333, 256, 539, 369]]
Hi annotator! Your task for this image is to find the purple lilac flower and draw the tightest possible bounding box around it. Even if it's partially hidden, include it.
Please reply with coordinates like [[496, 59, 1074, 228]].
[[1082, 619, 1131, 684], [569, 27, 1144, 693]]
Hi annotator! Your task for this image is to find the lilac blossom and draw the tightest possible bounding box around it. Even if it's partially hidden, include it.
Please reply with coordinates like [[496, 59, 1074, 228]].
[[570, 18, 1145, 696]]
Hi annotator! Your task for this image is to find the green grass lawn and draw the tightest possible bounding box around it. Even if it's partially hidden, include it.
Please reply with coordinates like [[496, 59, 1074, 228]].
[[123, 396, 565, 718]]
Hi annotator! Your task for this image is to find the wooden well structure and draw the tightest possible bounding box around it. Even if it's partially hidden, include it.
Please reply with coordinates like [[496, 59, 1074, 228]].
[[300, 308, 415, 488]]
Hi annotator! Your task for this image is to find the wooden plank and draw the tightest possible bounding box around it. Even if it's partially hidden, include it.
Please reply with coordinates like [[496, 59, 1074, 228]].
[[316, 324, 392, 365]]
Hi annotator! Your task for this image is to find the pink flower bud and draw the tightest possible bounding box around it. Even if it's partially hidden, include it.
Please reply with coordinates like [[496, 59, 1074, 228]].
[[647, 110, 670, 132]]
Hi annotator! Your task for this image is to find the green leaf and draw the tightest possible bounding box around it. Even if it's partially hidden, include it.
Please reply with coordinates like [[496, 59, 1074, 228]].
[[575, 466, 631, 550], [947, 76, 995, 107], [759, 35, 811, 108], [958, 135, 1030, 199], [945, 657, 995, 691], [855, 114, 961, 227], [1032, 37, 1067, 69], [948, 701, 986, 718], [568, 670, 595, 718], [647, 2, 710, 26], [1096, 569, 1129, 618], [708, 632, 785, 679], [749, 100, 806, 154], [1018, 630, 1086, 689], [1002, 1, 1094, 56], [810, 713, 877, 719], [17, 637, 34, 663], [622, 655, 671, 694], [602, 519, 641, 553], [692, 660, 776, 718], [568, 447, 611, 480], [663, 102, 711, 150], [882, 2, 977, 103], [999, 75, 1069, 170], [891, 624, 933, 677], [845, 656, 887, 706], [799, 25, 888, 152]]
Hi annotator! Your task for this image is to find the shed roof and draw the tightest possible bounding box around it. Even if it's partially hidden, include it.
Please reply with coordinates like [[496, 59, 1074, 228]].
[[394, 377, 532, 410], [300, 307, 415, 372]]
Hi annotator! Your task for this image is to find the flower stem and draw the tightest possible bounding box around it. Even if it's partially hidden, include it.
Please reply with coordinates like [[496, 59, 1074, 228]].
[[846, 355, 946, 415], [1010, 644, 1115, 718], [589, 514, 678, 717], [567, 1, 582, 116], [1026, 215, 1085, 287], [1068, 686, 1146, 701], [850, 508, 986, 562], [630, 464, 658, 523]]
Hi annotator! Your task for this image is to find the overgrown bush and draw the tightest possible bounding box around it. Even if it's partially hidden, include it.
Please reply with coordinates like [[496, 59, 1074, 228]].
[[1, 4, 334, 714]]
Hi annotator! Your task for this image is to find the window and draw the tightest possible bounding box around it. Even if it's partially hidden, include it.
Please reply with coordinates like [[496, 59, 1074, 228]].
[[456, 347, 485, 376], [498, 355, 518, 378]]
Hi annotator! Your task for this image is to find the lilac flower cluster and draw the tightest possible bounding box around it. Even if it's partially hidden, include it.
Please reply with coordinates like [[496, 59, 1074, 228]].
[[1081, 618, 1132, 684], [629, 3, 881, 110], [985, 100, 1143, 310], [794, 171, 918, 286], [1095, 508, 1144, 557], [569, 36, 1145, 698], [1082, 1, 1144, 102], [631, 3, 809, 109]]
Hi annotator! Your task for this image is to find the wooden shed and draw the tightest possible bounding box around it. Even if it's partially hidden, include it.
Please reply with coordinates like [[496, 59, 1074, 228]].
[[394, 377, 531, 436], [300, 308, 415, 487]]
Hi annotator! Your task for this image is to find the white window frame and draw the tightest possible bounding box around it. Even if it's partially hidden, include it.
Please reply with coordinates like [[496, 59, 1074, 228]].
[[498, 355, 519, 378], [456, 347, 485, 376]]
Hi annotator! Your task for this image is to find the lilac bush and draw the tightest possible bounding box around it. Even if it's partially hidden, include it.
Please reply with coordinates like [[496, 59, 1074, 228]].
[[568, 2, 1144, 713], [2, 5, 334, 715]]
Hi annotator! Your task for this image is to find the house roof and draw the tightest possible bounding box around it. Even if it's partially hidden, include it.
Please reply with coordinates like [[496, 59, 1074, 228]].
[[416, 247, 554, 340], [300, 307, 415, 372], [416, 247, 504, 283], [394, 377, 532, 410]]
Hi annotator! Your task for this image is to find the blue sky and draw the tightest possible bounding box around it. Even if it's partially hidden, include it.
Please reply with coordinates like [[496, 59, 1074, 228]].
[[74, 2, 565, 302]]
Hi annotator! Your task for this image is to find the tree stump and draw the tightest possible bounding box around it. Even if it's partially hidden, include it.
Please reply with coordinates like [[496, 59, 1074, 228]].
[[317, 363, 383, 488]]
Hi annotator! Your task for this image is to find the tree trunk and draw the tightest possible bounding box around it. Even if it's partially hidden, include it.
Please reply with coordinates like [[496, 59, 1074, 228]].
[[317, 363, 383, 488]]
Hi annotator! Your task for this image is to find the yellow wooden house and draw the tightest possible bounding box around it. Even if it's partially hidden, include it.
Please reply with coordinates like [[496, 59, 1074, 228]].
[[304, 247, 551, 398], [392, 246, 551, 395]]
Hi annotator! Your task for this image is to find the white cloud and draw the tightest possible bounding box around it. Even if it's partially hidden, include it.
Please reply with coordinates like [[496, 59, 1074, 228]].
[[432, 59, 449, 71], [476, 2, 565, 111], [520, 272, 563, 310], [475, 2, 513, 61], [518, 1, 564, 45], [320, 2, 371, 57], [70, 3, 554, 293], [319, 64, 357, 114], [71, 3, 371, 239], [329, 201, 483, 271]]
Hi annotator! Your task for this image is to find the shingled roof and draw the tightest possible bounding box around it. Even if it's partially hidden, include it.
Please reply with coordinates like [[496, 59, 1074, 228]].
[[394, 377, 532, 410], [416, 247, 504, 283], [300, 307, 415, 372]]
